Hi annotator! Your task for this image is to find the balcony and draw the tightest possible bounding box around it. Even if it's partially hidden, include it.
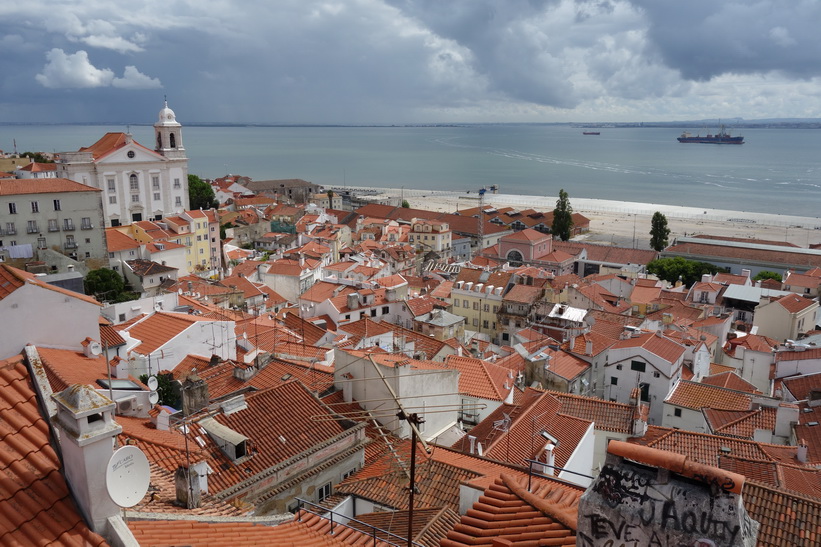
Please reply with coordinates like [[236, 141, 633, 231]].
[[2, 227, 16, 236], [64, 242, 78, 250], [63, 224, 76, 232], [80, 223, 94, 230], [48, 225, 60, 232]]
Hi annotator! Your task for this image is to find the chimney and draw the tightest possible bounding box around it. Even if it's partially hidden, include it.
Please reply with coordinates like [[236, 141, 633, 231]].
[[701, 273, 711, 283], [797, 439, 809, 463], [177, 371, 210, 416], [52, 384, 123, 533], [175, 466, 202, 509], [468, 435, 476, 455], [541, 443, 556, 476], [585, 338, 593, 356], [347, 292, 360, 310], [580, 441, 759, 546]]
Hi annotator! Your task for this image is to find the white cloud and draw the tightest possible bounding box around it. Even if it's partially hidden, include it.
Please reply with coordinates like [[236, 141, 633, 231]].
[[35, 48, 114, 88], [35, 48, 160, 90], [112, 65, 162, 89]]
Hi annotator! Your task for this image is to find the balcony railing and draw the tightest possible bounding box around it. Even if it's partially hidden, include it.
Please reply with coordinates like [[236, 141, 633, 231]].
[[64, 242, 77, 250], [27, 226, 39, 234], [2, 227, 16, 236], [63, 224, 76, 231], [80, 223, 93, 230], [48, 225, 60, 232]]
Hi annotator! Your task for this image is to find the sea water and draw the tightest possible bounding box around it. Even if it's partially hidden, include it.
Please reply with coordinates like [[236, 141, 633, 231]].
[[1, 124, 819, 217]]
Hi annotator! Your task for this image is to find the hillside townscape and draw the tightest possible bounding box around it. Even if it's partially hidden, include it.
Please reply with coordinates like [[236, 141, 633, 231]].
[[3, 103, 821, 546]]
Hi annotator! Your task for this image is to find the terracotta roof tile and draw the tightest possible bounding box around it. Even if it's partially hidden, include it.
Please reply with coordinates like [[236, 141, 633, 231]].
[[0, 354, 107, 546], [0, 177, 101, 195], [701, 370, 760, 393], [665, 379, 753, 411], [440, 474, 578, 547]]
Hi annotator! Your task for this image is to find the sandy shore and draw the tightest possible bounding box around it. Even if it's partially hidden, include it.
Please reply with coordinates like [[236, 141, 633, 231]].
[[344, 187, 821, 250]]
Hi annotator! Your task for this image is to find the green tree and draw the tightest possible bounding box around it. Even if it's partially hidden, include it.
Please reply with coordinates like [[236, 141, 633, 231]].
[[139, 372, 180, 409], [647, 257, 726, 287], [649, 211, 671, 251], [753, 270, 782, 282], [551, 189, 574, 241], [84, 268, 139, 303], [21, 151, 54, 163], [188, 174, 218, 210], [401, 199, 410, 208]]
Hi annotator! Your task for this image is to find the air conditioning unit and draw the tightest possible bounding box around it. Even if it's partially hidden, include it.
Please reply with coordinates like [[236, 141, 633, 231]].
[[116, 396, 137, 414]]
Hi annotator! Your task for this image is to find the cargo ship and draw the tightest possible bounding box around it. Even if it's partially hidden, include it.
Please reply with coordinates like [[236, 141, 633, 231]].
[[582, 131, 600, 135], [677, 125, 744, 144]]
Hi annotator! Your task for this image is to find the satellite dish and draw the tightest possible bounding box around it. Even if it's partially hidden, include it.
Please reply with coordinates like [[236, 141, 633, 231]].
[[89, 342, 103, 356], [105, 445, 150, 508], [147, 376, 159, 391], [148, 391, 160, 405]]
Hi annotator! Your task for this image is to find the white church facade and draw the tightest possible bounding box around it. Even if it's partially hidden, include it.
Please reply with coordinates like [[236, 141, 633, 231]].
[[57, 101, 189, 227]]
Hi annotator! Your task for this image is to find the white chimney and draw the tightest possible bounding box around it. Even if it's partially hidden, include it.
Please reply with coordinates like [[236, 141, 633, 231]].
[[468, 435, 476, 455], [797, 439, 809, 463], [52, 384, 122, 533], [541, 443, 556, 476]]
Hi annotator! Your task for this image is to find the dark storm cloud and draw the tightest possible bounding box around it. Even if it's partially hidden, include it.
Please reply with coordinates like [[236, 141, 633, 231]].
[[631, 0, 821, 80], [1, 1, 821, 123]]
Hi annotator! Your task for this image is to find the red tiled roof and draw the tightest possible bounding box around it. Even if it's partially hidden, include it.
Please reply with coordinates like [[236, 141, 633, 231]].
[[440, 474, 578, 547], [610, 331, 686, 363], [703, 407, 777, 438], [665, 379, 753, 411], [0, 177, 101, 195], [106, 227, 141, 252], [776, 293, 816, 313], [0, 354, 107, 546], [782, 372, 821, 401], [0, 264, 101, 306], [701, 371, 759, 393], [125, 311, 215, 355], [443, 355, 511, 401]]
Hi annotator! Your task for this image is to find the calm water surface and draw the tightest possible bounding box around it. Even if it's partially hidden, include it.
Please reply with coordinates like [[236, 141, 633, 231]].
[[2, 124, 819, 217]]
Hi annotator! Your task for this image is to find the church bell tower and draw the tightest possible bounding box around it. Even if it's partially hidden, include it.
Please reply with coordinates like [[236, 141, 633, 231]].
[[154, 99, 186, 159]]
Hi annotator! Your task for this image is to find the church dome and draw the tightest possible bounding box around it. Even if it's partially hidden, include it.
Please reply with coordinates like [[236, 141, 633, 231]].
[[156, 100, 179, 126]]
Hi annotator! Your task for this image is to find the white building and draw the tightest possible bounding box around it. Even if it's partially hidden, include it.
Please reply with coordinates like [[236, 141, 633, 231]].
[[603, 331, 687, 425], [57, 101, 189, 227]]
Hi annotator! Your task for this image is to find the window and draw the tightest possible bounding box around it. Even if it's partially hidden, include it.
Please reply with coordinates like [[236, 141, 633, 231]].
[[53, 199, 61, 211], [152, 176, 160, 189], [109, 195, 117, 204], [472, 318, 478, 327], [65, 235, 76, 249], [36, 237, 46, 249], [453, 300, 459, 307], [674, 408, 682, 418], [26, 220, 38, 233], [131, 194, 140, 202], [31, 201, 39, 213], [63, 218, 74, 231], [616, 364, 623, 370], [197, 235, 202, 241], [81, 217, 92, 229], [382, 306, 389, 314], [462, 299, 468, 308], [631, 360, 646, 373], [8, 203, 16, 214], [640, 383, 650, 403], [47, 219, 58, 232], [111, 219, 120, 227], [154, 193, 161, 201], [473, 302, 478, 310], [199, 248, 204, 254], [173, 178, 181, 189], [107, 178, 116, 192], [610, 376, 618, 386], [129, 174, 139, 191], [175, 197, 182, 206], [653, 371, 660, 378], [317, 482, 332, 502], [342, 468, 357, 480], [370, 309, 377, 318]]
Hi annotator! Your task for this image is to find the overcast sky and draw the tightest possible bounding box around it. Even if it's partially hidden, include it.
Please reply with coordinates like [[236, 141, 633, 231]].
[[2, 0, 820, 124]]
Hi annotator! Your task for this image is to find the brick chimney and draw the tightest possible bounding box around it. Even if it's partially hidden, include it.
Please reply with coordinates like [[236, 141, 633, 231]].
[[52, 384, 123, 533]]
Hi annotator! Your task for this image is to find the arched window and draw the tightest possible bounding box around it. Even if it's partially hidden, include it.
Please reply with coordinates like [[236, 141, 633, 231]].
[[156, 133, 162, 149], [129, 174, 139, 191], [507, 249, 524, 267], [170, 133, 176, 148]]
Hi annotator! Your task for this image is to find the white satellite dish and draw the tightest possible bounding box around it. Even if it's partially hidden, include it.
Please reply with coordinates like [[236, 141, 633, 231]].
[[89, 342, 103, 356], [148, 391, 160, 405], [105, 445, 150, 508], [147, 376, 159, 391]]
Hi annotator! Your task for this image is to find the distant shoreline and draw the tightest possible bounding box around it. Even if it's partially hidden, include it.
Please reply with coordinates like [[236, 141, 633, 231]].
[[340, 187, 821, 249]]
